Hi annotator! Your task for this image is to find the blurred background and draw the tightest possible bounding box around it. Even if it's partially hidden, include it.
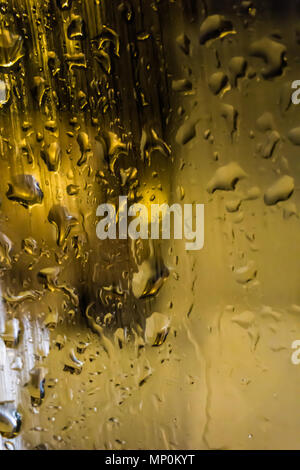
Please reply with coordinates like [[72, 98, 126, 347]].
[[0, 0, 299, 450]]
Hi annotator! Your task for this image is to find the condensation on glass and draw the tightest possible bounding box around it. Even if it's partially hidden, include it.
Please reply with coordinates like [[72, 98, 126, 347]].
[[0, 0, 299, 450]]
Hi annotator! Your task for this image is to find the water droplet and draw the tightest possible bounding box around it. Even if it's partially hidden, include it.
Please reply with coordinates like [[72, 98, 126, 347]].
[[6, 175, 43, 208], [207, 162, 247, 193], [41, 142, 62, 171], [0, 30, 24, 69], [145, 312, 170, 346], [249, 37, 286, 78], [0, 405, 22, 438], [264, 175, 294, 206], [199, 15, 235, 45], [48, 205, 79, 246]]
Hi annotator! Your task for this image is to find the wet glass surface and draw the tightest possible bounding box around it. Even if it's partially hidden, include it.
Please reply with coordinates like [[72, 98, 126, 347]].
[[0, 0, 299, 450]]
